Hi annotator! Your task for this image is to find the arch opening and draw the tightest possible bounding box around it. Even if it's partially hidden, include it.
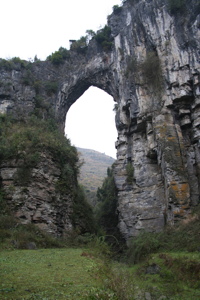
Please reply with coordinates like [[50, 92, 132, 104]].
[[65, 86, 117, 158]]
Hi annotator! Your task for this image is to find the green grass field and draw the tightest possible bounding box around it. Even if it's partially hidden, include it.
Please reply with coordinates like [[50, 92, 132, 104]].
[[0, 208, 200, 299], [0, 248, 100, 299], [1, 248, 200, 300]]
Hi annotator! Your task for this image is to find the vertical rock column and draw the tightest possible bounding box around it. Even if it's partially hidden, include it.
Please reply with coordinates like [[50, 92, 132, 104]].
[[155, 109, 191, 224]]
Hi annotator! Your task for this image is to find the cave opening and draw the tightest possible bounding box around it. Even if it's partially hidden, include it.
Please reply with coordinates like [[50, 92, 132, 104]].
[[65, 86, 117, 159]]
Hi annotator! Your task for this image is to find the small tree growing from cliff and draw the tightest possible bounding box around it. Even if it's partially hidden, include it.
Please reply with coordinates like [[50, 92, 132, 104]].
[[95, 25, 113, 52], [126, 162, 134, 184], [47, 47, 70, 65]]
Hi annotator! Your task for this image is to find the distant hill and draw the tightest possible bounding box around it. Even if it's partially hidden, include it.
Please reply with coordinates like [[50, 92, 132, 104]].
[[77, 148, 115, 205]]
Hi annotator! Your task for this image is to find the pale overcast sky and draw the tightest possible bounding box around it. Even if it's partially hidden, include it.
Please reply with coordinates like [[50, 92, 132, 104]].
[[0, 0, 121, 158]]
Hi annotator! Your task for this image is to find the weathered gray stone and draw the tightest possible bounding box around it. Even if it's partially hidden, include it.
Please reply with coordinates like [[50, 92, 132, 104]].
[[0, 152, 73, 236], [145, 292, 152, 300], [146, 263, 161, 275]]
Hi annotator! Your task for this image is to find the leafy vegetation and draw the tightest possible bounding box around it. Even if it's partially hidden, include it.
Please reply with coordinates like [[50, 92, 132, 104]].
[[126, 161, 134, 184], [0, 115, 79, 187], [0, 248, 100, 299], [126, 209, 200, 264], [95, 25, 113, 51], [0, 225, 200, 299], [96, 165, 121, 243], [72, 185, 97, 234], [69, 25, 113, 54], [21, 69, 34, 86], [47, 47, 70, 65], [70, 36, 88, 54], [0, 57, 32, 71], [126, 51, 164, 99], [0, 217, 66, 249], [44, 80, 58, 95], [0, 115, 98, 238], [140, 51, 163, 93], [112, 5, 123, 14]]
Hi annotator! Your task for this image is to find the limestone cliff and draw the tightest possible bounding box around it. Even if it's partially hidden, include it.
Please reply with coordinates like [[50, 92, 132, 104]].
[[1, 152, 73, 236], [0, 0, 200, 240]]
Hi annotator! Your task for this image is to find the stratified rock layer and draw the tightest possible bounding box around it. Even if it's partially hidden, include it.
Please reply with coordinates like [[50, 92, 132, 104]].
[[1, 152, 73, 236], [0, 0, 199, 239]]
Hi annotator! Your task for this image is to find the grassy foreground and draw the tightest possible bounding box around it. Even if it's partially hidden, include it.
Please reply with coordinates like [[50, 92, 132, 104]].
[[0, 248, 99, 300], [0, 207, 200, 299], [0, 247, 200, 300]]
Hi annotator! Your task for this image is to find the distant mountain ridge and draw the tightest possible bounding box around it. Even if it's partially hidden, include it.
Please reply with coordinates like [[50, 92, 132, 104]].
[[77, 147, 115, 205]]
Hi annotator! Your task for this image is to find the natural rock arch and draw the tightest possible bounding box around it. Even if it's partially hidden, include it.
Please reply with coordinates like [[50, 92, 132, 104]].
[[55, 58, 118, 131]]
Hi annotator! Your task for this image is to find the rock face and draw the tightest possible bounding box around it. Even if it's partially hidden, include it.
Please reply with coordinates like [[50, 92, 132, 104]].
[[0, 0, 200, 240], [1, 152, 73, 236]]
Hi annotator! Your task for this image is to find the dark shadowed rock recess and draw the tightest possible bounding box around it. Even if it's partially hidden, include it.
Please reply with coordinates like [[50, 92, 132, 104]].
[[0, 0, 200, 240]]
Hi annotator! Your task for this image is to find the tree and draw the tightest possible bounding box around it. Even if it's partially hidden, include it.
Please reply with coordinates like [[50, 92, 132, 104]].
[[96, 165, 119, 236]]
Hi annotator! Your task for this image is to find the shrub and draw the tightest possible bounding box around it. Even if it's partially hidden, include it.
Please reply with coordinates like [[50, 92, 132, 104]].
[[96, 166, 121, 242], [58, 46, 70, 59], [70, 36, 88, 54], [139, 51, 164, 95], [0, 191, 10, 214], [0, 220, 65, 249], [72, 185, 97, 234], [112, 5, 123, 14], [86, 29, 96, 42], [34, 95, 50, 109], [0, 115, 80, 188], [21, 70, 34, 85], [125, 207, 200, 264], [44, 80, 58, 95], [33, 80, 42, 94], [95, 25, 113, 51], [0, 57, 32, 71], [0, 215, 17, 230], [126, 162, 134, 184], [47, 47, 70, 65], [48, 51, 63, 65], [34, 55, 40, 62], [0, 59, 14, 71], [125, 52, 163, 91], [126, 231, 162, 264]]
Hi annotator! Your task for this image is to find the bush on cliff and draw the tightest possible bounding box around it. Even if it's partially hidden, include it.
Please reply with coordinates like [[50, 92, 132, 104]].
[[70, 36, 88, 54], [126, 206, 200, 264], [0, 115, 79, 180], [95, 25, 113, 51], [0, 114, 97, 242], [47, 47, 70, 65]]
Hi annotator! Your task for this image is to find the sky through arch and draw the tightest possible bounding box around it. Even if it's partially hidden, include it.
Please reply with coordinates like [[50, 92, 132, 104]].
[[65, 87, 117, 158]]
